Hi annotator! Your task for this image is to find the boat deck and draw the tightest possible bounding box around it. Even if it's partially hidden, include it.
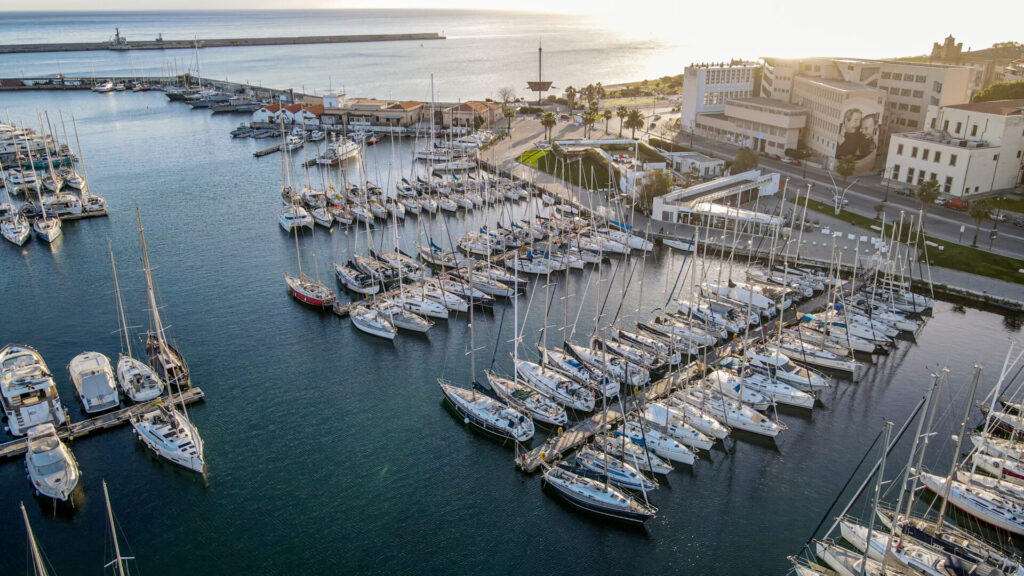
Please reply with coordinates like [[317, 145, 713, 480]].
[[0, 387, 205, 461]]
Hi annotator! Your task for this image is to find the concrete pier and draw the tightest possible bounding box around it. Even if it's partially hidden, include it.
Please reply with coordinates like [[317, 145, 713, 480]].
[[0, 32, 445, 54]]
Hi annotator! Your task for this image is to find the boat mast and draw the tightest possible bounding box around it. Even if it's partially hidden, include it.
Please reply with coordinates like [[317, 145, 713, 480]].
[[21, 503, 50, 576], [136, 207, 166, 341], [102, 480, 133, 576], [69, 115, 94, 201], [935, 364, 983, 530], [109, 241, 133, 358], [858, 420, 892, 575]]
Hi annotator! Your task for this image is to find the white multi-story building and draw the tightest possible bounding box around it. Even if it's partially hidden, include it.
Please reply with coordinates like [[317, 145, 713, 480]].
[[884, 99, 1024, 197], [791, 77, 886, 171], [680, 63, 759, 131], [693, 96, 806, 155]]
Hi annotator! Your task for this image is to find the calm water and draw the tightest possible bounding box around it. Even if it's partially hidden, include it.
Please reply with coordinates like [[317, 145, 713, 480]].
[[0, 90, 1021, 575], [0, 10, 706, 101]]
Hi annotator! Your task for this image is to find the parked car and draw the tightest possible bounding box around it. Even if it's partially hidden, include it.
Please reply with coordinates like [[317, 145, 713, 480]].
[[832, 195, 850, 206], [1013, 216, 1024, 227], [991, 212, 1008, 222], [781, 156, 795, 164], [896, 187, 914, 197], [934, 196, 950, 206]]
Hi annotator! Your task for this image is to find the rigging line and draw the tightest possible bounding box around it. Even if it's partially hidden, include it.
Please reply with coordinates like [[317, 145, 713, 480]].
[[593, 257, 621, 335], [609, 254, 640, 329], [663, 239, 692, 309]]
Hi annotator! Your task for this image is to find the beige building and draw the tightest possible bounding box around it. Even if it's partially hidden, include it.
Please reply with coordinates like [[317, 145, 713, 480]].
[[694, 97, 806, 155], [791, 77, 886, 171], [884, 99, 1024, 197], [680, 62, 760, 131], [320, 96, 426, 129], [443, 101, 503, 130]]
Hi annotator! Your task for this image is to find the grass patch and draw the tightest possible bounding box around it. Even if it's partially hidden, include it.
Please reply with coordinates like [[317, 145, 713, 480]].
[[991, 195, 1024, 213], [520, 147, 614, 190], [518, 149, 548, 168], [789, 197, 1024, 284]]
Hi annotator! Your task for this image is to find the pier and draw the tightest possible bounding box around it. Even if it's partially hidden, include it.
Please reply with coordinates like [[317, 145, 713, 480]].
[[0, 32, 445, 54], [0, 388, 205, 461]]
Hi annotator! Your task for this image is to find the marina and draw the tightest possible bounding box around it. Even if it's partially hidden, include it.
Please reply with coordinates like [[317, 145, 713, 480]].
[[0, 11, 1022, 576]]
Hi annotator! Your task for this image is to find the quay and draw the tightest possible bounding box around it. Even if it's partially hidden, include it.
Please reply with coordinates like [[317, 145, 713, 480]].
[[0, 387, 205, 461], [0, 32, 445, 54]]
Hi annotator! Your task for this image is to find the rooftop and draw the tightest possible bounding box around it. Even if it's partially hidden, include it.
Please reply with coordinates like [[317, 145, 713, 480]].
[[795, 76, 884, 93], [728, 96, 806, 112], [944, 99, 1024, 116], [892, 130, 996, 149]]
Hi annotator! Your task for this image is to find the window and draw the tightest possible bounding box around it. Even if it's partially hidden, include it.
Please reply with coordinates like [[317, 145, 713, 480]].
[[906, 169, 914, 184], [892, 73, 903, 81], [943, 120, 949, 131], [908, 120, 918, 128], [950, 154, 957, 166], [930, 172, 937, 182], [956, 121, 962, 133], [922, 149, 929, 161], [911, 146, 918, 158], [1018, 150, 1022, 158], [917, 170, 925, 185], [897, 143, 904, 155], [994, 154, 999, 162], [892, 164, 901, 179], [944, 176, 952, 194], [916, 75, 926, 83], [898, 103, 909, 111], [910, 105, 921, 113], [934, 151, 941, 163], [971, 125, 978, 137], [912, 90, 923, 98], [881, 71, 892, 80], [901, 88, 912, 96]]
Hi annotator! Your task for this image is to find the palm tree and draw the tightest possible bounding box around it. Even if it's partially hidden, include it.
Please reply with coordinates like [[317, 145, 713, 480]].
[[504, 107, 516, 133], [564, 86, 577, 114], [915, 179, 941, 233], [541, 112, 557, 142], [968, 198, 994, 246], [625, 108, 645, 139], [582, 109, 597, 139], [616, 105, 628, 137], [603, 108, 612, 134], [595, 82, 605, 100]]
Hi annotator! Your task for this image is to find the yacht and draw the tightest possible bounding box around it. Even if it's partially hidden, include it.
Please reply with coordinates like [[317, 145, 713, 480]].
[[744, 346, 830, 392], [279, 204, 313, 233], [350, 304, 397, 340], [775, 333, 858, 374], [116, 356, 165, 403], [541, 465, 656, 524], [679, 386, 784, 438], [68, 352, 120, 413], [285, 273, 336, 309], [515, 359, 595, 412], [334, 261, 380, 295], [484, 371, 567, 427], [575, 445, 656, 492], [0, 345, 68, 436], [593, 434, 674, 475], [25, 423, 80, 501], [373, 300, 433, 333], [439, 381, 534, 442], [1, 214, 31, 246], [32, 214, 62, 243], [620, 419, 697, 465], [131, 403, 205, 473]]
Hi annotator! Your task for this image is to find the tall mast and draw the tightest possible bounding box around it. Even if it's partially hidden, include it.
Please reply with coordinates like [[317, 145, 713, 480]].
[[136, 207, 166, 340], [21, 503, 49, 576], [109, 241, 132, 357], [102, 480, 133, 576], [935, 364, 983, 529]]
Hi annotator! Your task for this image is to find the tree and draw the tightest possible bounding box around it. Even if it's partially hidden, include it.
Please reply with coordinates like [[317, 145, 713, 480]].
[[969, 198, 994, 246], [624, 108, 645, 139], [540, 112, 557, 142], [603, 108, 612, 134], [616, 105, 629, 137], [473, 115, 485, 131], [503, 107, 516, 132], [973, 79, 1024, 103], [496, 86, 517, 108], [564, 86, 577, 113], [638, 169, 675, 213], [915, 179, 941, 232], [731, 149, 759, 173], [873, 203, 885, 219], [582, 109, 597, 139], [595, 82, 605, 100], [836, 155, 856, 183]]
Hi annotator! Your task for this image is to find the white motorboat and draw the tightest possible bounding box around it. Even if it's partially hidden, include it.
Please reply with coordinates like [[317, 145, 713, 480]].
[[350, 304, 397, 340], [131, 403, 205, 473], [440, 381, 534, 442], [68, 352, 120, 413], [485, 371, 567, 427], [515, 359, 595, 412], [279, 204, 313, 232], [25, 423, 80, 501], [0, 345, 68, 436], [620, 419, 696, 465]]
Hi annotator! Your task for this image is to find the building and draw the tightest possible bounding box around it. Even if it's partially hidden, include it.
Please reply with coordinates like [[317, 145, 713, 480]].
[[651, 170, 781, 234], [320, 97, 426, 130], [791, 77, 886, 171], [662, 151, 725, 179], [925, 35, 1024, 92], [680, 62, 760, 131], [884, 99, 1024, 197], [442, 101, 503, 131], [250, 103, 322, 126], [693, 97, 806, 155]]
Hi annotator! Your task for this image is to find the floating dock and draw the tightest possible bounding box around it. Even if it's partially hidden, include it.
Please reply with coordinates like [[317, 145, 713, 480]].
[[0, 33, 445, 54], [0, 387, 205, 461]]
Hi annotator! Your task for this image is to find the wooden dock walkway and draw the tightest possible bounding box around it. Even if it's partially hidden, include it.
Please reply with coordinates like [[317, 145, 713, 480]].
[[0, 387, 205, 461], [254, 144, 281, 158], [516, 367, 698, 473]]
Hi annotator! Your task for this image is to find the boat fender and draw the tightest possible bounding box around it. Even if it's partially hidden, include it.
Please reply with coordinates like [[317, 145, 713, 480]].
[[463, 417, 470, 425]]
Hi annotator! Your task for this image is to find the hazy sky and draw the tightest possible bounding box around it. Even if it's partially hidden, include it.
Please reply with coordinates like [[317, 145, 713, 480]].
[[0, 1, 1018, 60]]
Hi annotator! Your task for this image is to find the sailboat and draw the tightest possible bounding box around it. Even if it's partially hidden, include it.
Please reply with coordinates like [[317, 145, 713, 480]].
[[285, 225, 335, 309], [109, 244, 165, 403], [20, 502, 52, 575], [137, 209, 190, 389], [0, 159, 30, 245], [541, 464, 657, 524], [102, 480, 136, 575]]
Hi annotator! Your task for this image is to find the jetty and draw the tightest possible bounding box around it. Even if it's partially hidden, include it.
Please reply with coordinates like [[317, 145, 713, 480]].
[[0, 32, 445, 54], [0, 388, 205, 461]]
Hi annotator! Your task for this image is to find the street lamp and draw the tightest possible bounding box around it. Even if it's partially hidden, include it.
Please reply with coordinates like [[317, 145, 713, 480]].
[[826, 171, 860, 215]]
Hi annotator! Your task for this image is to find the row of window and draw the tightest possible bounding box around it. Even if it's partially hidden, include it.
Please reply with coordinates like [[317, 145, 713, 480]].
[[928, 117, 982, 138], [895, 143, 958, 165], [886, 102, 922, 113], [882, 72, 927, 83], [892, 117, 920, 128], [891, 164, 954, 193], [702, 90, 751, 106], [883, 86, 925, 99], [704, 69, 753, 85]]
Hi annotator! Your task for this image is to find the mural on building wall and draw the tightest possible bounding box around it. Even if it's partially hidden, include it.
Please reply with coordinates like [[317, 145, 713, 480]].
[[835, 98, 883, 172]]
